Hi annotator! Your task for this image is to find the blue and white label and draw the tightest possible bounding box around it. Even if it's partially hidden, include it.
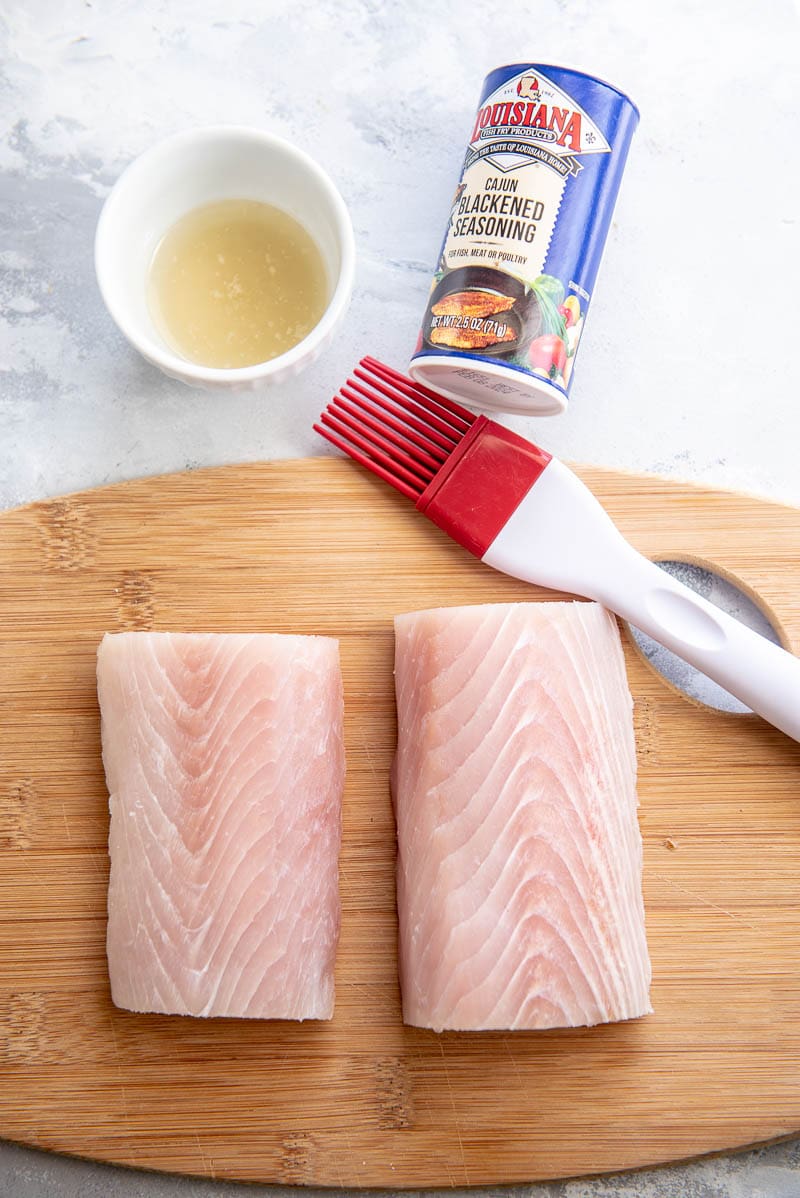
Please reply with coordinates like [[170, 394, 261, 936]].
[[412, 64, 638, 411]]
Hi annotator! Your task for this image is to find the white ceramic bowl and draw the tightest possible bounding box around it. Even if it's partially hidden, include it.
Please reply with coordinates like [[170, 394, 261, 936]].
[[95, 126, 355, 390]]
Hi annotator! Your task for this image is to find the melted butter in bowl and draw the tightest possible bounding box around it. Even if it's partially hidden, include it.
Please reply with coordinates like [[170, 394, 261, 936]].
[[95, 126, 354, 391], [148, 199, 329, 369]]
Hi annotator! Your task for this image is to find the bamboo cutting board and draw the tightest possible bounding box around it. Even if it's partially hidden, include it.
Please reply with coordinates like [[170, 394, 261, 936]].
[[1, 458, 800, 1189]]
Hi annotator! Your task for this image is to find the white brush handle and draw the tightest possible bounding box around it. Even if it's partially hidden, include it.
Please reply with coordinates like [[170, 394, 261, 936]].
[[594, 548, 800, 739], [482, 459, 800, 742]]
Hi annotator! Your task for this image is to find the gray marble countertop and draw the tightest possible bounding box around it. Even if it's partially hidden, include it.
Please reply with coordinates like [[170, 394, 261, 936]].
[[2, 1, 800, 1196]]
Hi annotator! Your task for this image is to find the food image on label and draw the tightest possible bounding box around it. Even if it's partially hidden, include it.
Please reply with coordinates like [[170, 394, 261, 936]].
[[428, 284, 524, 351], [410, 64, 639, 415], [430, 320, 517, 351], [431, 291, 516, 318]]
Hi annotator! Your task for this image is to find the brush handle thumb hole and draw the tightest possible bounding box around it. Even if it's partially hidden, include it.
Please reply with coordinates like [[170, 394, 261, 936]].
[[597, 549, 800, 744]]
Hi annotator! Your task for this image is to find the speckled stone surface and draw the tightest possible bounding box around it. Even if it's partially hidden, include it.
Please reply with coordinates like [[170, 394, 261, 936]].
[[1, 1, 799, 1195]]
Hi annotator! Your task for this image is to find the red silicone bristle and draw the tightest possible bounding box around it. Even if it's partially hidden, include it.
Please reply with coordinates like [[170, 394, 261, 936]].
[[361, 357, 476, 427], [314, 358, 474, 499], [314, 419, 421, 500], [320, 405, 436, 486], [335, 391, 442, 475], [355, 362, 473, 443], [341, 381, 452, 461]]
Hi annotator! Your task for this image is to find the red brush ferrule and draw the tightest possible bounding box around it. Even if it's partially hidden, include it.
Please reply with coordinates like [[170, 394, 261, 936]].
[[417, 417, 552, 557]]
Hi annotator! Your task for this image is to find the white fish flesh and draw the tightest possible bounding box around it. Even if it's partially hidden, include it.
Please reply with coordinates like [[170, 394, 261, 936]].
[[392, 602, 651, 1032], [98, 631, 345, 1020]]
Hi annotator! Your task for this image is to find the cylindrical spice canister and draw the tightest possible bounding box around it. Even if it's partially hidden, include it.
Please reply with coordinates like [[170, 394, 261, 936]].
[[410, 64, 639, 415]]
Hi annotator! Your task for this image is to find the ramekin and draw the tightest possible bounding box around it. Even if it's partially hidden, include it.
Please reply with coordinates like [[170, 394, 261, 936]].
[[95, 126, 355, 391]]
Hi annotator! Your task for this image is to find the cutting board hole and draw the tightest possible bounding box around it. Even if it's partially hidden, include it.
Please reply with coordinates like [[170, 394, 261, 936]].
[[627, 559, 783, 714]]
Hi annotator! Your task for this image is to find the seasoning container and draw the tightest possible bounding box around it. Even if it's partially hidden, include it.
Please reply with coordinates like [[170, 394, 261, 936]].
[[409, 64, 639, 415]]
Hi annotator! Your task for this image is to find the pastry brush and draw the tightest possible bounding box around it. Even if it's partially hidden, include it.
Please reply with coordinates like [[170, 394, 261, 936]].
[[314, 356, 800, 742]]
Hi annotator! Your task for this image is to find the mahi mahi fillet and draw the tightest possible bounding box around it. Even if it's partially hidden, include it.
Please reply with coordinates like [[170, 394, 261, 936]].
[[393, 602, 651, 1032], [98, 632, 345, 1020]]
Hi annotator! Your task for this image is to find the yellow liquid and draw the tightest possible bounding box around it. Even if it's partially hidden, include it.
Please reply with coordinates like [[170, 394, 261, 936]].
[[148, 199, 329, 368]]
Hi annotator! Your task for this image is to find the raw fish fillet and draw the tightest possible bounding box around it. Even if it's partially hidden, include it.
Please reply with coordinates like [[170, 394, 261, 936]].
[[98, 632, 345, 1020], [392, 602, 651, 1032]]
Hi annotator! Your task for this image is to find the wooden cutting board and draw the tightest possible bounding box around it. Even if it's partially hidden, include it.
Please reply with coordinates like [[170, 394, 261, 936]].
[[1, 458, 799, 1189]]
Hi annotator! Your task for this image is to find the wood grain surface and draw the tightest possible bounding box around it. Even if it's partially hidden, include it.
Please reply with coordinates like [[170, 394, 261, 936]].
[[1, 458, 799, 1188]]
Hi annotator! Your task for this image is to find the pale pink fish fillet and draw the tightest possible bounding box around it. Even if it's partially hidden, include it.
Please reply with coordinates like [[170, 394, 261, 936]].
[[393, 602, 652, 1032], [97, 632, 345, 1020]]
